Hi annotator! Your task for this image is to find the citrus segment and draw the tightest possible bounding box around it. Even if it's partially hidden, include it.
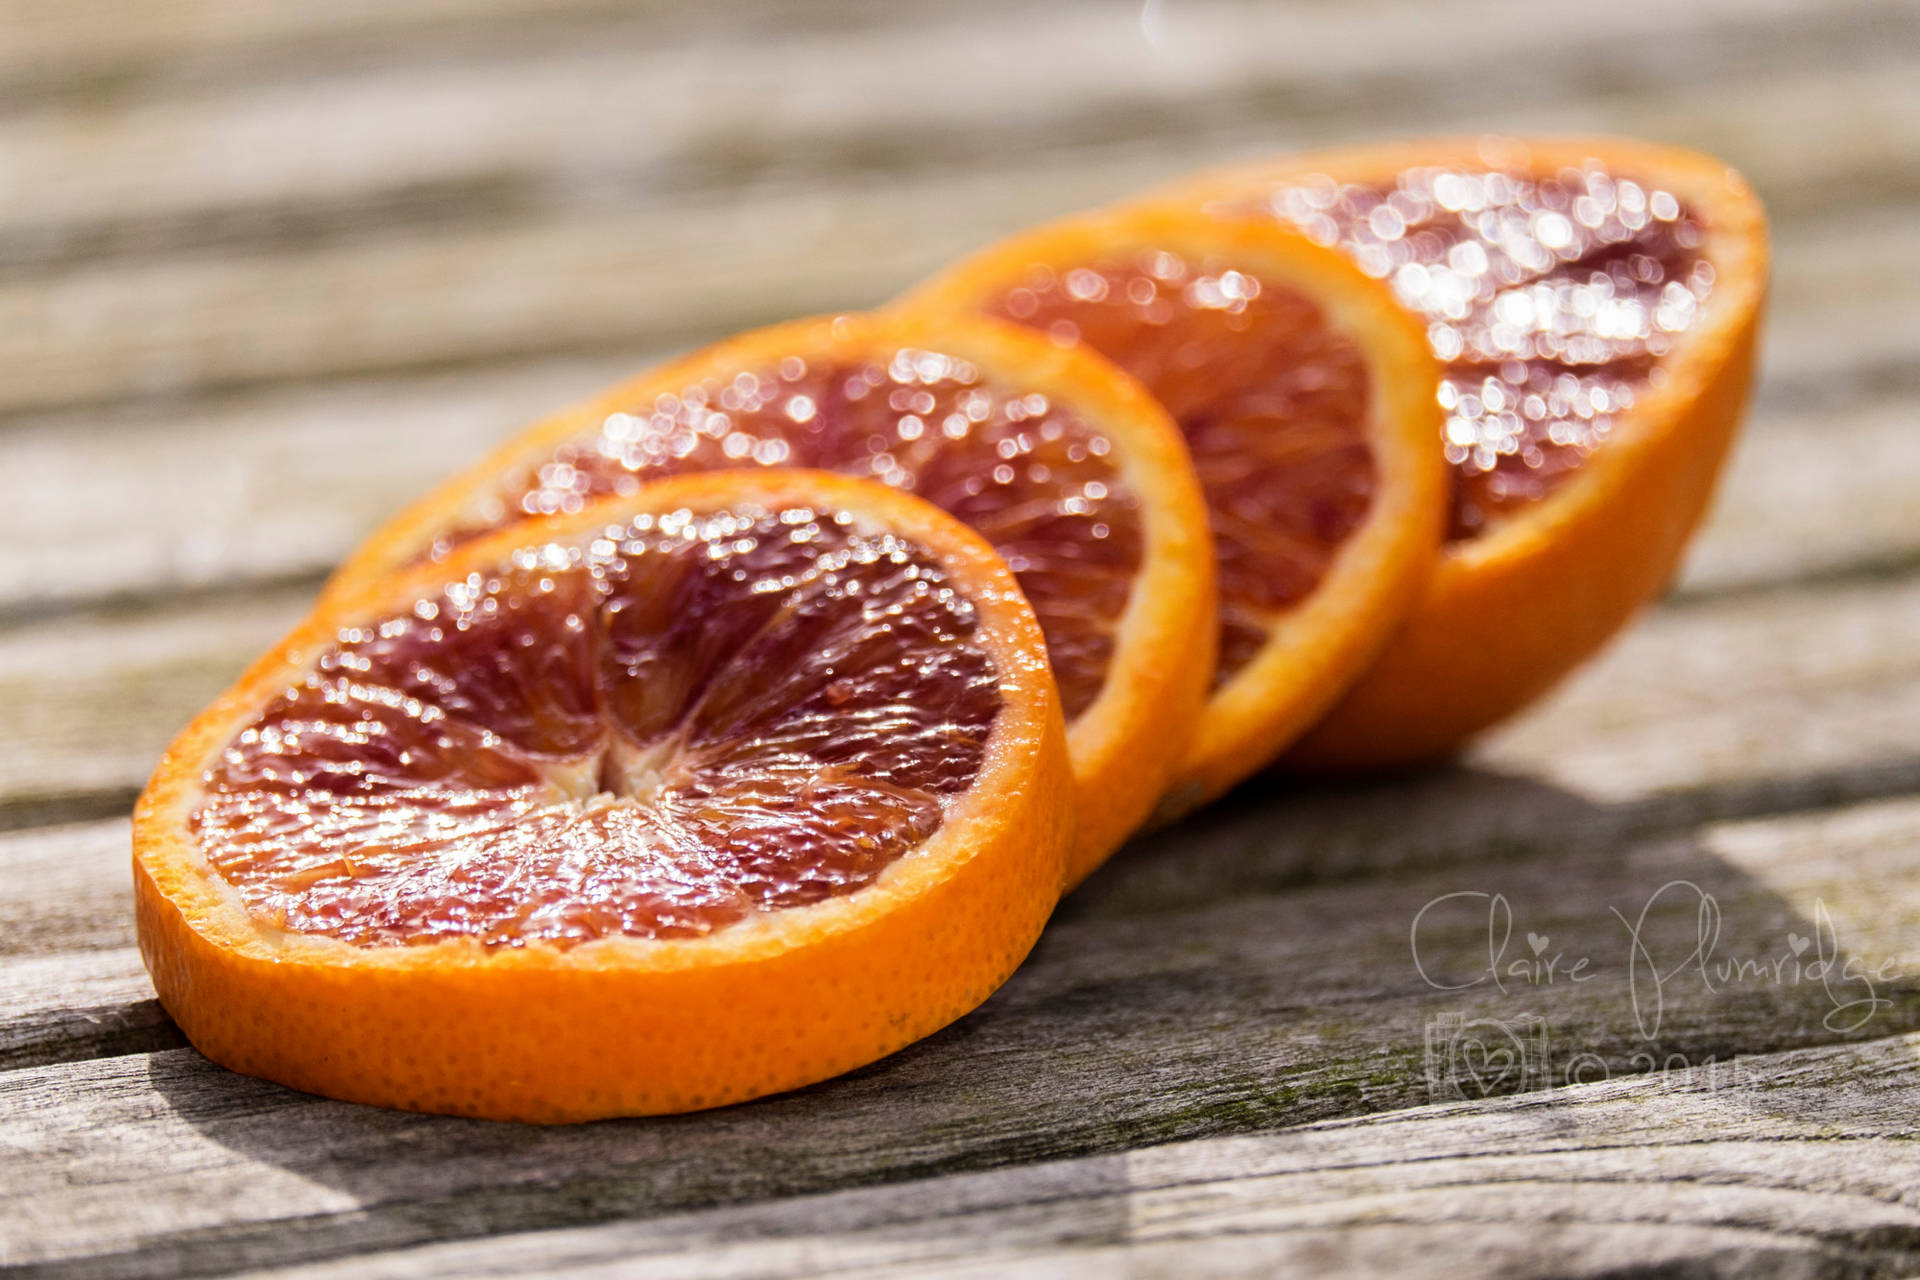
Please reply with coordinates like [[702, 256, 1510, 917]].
[[1248, 157, 1714, 539], [467, 347, 1132, 719], [327, 314, 1214, 880], [1161, 136, 1769, 765], [198, 508, 1002, 946], [136, 471, 1072, 1120], [985, 249, 1376, 685], [902, 208, 1446, 812]]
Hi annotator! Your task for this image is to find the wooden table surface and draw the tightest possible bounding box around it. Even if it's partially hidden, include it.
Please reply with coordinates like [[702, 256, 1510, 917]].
[[6, 2, 1920, 1275]]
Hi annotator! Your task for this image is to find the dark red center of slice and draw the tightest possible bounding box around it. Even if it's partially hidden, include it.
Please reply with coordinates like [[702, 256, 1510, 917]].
[[1256, 163, 1711, 538], [435, 348, 1141, 721], [194, 507, 1002, 948], [987, 253, 1375, 685]]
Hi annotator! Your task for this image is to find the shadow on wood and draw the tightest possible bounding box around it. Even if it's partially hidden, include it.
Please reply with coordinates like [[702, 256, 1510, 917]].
[[96, 765, 1920, 1280]]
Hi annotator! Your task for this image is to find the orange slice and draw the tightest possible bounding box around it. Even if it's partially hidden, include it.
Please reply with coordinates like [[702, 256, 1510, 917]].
[[901, 206, 1447, 813], [136, 470, 1072, 1122], [1157, 135, 1769, 767], [325, 313, 1213, 883]]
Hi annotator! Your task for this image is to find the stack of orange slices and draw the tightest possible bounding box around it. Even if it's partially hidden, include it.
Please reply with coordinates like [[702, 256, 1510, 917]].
[[137, 134, 1768, 1121]]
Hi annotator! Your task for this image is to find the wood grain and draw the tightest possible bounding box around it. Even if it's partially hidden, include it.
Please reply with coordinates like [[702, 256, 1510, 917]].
[[0, 819, 135, 957], [9, 790, 1920, 1275], [3, 0, 1908, 267], [0, 0, 1016, 104], [1680, 390, 1920, 596], [227, 1030, 1920, 1279], [0, 949, 180, 1071], [0, 590, 306, 827], [0, 355, 635, 613], [4, 0, 1918, 1274], [2, 58, 1916, 414]]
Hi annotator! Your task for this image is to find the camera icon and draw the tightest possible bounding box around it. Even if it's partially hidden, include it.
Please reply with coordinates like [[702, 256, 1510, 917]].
[[1423, 1012, 1551, 1101]]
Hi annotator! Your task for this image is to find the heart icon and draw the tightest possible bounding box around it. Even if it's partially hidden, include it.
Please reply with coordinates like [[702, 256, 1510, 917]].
[[1527, 932, 1549, 955], [1458, 1034, 1520, 1096], [1788, 932, 1810, 955]]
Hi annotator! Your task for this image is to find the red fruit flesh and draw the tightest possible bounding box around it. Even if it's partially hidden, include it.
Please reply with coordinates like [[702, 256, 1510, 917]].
[[431, 348, 1142, 720], [986, 252, 1375, 684], [1249, 163, 1710, 538], [194, 506, 1002, 948]]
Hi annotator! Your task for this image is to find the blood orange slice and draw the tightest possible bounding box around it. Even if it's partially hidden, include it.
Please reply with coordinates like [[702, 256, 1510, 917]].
[[325, 313, 1212, 882], [1161, 135, 1768, 766], [901, 207, 1447, 814], [135, 471, 1071, 1121]]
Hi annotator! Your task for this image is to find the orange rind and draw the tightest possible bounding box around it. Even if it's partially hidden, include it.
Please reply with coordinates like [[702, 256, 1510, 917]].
[[1157, 134, 1769, 767], [902, 204, 1447, 811], [136, 470, 1072, 1122], [325, 312, 1214, 882]]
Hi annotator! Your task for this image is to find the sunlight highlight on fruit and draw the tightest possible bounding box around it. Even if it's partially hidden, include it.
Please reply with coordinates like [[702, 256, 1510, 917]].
[[433, 347, 1142, 719], [327, 314, 1217, 881], [137, 472, 1072, 1120], [1251, 163, 1710, 538], [197, 505, 1002, 947], [985, 251, 1375, 683], [1159, 136, 1769, 767], [901, 208, 1446, 810]]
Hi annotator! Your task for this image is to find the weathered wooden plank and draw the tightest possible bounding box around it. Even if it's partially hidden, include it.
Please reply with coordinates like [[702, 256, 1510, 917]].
[[220, 1030, 1920, 1279], [0, 590, 308, 827], [1074, 572, 1920, 917], [13, 577, 1920, 1064], [0, 355, 634, 613], [1752, 206, 1920, 400], [1476, 573, 1920, 810], [0, 819, 133, 957], [7, 565, 1920, 945], [0, 193, 1907, 624], [0, 0, 1006, 104], [0, 819, 189, 1068], [1, 70, 1915, 416], [10, 553, 1920, 1062], [8, 791, 1920, 1275], [3, 0, 1910, 268], [1679, 391, 1920, 596], [0, 170, 1012, 415], [0, 949, 181, 1070]]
